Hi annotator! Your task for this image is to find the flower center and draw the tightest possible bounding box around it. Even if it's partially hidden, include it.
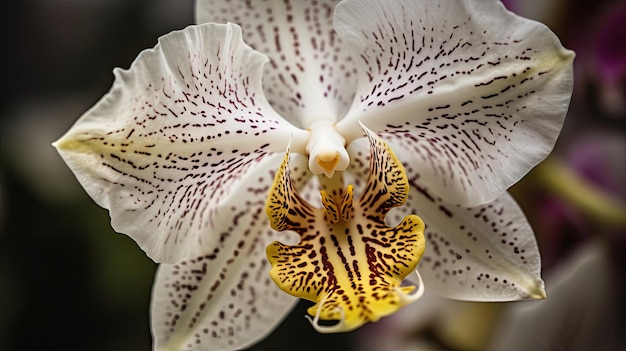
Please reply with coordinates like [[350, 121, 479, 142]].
[[265, 125, 426, 332], [306, 120, 350, 178]]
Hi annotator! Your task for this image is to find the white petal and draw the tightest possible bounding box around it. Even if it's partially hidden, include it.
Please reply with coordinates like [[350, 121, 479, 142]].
[[407, 187, 544, 300], [151, 229, 297, 351], [196, 0, 357, 127], [53, 23, 307, 263], [335, 0, 574, 206]]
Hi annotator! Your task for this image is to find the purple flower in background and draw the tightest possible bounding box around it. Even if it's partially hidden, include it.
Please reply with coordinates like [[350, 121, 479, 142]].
[[588, 2, 626, 115]]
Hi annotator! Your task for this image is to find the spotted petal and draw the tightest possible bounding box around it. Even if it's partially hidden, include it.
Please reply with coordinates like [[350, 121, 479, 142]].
[[151, 152, 298, 350], [196, 0, 356, 127], [265, 125, 426, 332], [53, 23, 307, 262], [398, 186, 544, 301], [335, 0, 575, 206]]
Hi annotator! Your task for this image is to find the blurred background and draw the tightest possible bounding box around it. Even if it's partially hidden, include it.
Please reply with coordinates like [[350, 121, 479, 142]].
[[0, 0, 624, 350]]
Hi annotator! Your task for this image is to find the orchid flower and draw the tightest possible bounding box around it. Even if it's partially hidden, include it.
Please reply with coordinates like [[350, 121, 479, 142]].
[[53, 0, 574, 350]]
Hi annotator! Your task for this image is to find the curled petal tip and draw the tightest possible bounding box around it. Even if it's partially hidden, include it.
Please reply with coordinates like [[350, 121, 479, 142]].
[[51, 135, 71, 151], [52, 137, 86, 153], [305, 294, 349, 334], [527, 285, 547, 300], [398, 269, 426, 305], [519, 276, 547, 300]]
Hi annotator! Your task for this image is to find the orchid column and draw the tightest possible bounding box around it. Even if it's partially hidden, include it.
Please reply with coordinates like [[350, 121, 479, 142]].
[[54, 0, 574, 350]]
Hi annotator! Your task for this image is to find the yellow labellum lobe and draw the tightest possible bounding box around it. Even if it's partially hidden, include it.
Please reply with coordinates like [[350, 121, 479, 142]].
[[265, 127, 426, 333]]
